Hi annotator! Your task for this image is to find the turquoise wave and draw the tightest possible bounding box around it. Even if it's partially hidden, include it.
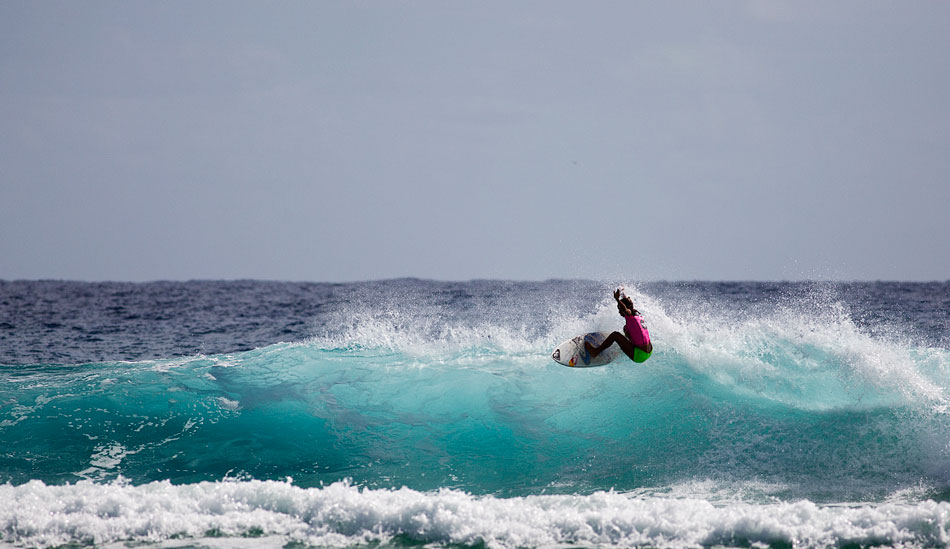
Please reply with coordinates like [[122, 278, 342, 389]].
[[3, 291, 948, 502]]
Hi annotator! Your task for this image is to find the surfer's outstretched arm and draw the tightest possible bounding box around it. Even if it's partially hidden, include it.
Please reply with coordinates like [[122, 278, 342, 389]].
[[585, 331, 639, 362]]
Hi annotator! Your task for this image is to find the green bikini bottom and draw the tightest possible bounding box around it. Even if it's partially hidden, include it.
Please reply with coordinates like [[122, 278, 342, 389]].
[[633, 347, 652, 363]]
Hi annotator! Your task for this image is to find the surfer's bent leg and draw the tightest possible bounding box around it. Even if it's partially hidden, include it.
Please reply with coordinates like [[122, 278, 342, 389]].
[[586, 331, 639, 362]]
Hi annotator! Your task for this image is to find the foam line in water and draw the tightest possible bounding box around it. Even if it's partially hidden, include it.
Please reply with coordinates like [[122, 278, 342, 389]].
[[1, 480, 949, 549]]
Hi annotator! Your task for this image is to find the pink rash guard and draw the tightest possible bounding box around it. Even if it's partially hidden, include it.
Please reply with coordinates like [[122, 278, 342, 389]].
[[624, 314, 651, 348]]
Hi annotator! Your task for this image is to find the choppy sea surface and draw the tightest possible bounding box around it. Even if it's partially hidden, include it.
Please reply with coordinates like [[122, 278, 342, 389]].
[[1, 279, 949, 548]]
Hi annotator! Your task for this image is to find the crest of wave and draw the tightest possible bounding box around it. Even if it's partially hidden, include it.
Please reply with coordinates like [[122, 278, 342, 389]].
[[646, 284, 950, 413], [306, 283, 630, 358]]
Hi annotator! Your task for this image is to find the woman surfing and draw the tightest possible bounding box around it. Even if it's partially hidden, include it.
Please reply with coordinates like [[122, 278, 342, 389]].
[[585, 288, 653, 363]]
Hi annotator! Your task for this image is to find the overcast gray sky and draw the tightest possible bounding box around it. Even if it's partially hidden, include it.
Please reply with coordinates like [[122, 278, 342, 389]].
[[2, 1, 948, 282]]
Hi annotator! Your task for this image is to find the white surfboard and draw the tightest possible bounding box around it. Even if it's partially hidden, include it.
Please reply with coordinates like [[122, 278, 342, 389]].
[[551, 331, 621, 368]]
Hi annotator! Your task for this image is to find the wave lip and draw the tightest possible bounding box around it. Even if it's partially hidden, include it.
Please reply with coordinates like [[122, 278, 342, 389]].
[[2, 480, 949, 549]]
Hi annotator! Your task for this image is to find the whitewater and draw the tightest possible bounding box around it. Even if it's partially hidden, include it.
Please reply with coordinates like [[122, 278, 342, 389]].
[[1, 279, 949, 548]]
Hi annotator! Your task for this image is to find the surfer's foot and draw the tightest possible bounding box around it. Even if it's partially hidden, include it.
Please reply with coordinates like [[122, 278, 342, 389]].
[[584, 341, 599, 358]]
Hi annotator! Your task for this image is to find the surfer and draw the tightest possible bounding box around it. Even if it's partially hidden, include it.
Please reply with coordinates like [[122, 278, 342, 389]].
[[585, 288, 653, 363]]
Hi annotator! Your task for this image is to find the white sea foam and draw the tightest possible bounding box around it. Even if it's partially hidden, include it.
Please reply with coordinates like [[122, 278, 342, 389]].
[[1, 480, 948, 549]]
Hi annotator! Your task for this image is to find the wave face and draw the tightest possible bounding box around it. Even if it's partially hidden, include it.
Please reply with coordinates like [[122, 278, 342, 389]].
[[1, 280, 949, 547]]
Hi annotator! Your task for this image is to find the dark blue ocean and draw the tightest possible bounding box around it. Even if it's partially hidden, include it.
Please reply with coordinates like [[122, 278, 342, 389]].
[[1, 279, 949, 548]]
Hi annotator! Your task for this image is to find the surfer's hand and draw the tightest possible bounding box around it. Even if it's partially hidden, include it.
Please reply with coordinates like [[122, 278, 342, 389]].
[[613, 289, 622, 301]]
